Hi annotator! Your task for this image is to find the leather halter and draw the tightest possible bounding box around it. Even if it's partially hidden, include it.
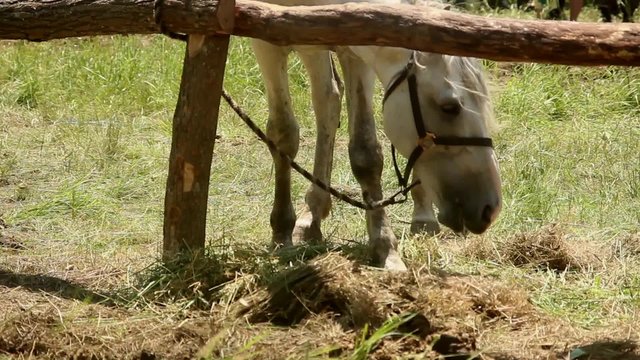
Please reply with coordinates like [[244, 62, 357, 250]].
[[382, 52, 494, 190]]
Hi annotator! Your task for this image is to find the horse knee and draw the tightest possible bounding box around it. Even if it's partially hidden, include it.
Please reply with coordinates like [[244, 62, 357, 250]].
[[348, 139, 383, 187], [266, 114, 299, 159]]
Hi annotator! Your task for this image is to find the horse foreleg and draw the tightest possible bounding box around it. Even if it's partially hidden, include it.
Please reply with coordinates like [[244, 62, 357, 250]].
[[252, 40, 299, 248], [292, 49, 343, 244], [410, 181, 441, 236], [338, 50, 406, 271]]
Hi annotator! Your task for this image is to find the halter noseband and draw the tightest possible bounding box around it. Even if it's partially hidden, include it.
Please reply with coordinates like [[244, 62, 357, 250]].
[[382, 51, 494, 190]]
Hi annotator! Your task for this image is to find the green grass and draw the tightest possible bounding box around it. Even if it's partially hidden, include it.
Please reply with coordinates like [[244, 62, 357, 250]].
[[491, 64, 639, 234], [0, 12, 639, 357], [351, 313, 418, 360]]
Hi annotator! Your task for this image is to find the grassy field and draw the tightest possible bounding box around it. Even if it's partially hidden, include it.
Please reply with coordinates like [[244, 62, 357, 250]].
[[0, 6, 639, 359]]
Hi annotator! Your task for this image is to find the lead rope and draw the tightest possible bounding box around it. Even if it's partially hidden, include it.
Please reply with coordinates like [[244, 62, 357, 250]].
[[221, 91, 417, 210], [153, 3, 415, 210]]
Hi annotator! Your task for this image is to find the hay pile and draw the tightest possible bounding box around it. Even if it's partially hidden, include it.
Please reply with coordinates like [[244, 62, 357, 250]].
[[612, 232, 640, 258], [213, 250, 640, 359], [232, 253, 535, 359], [0, 218, 26, 251], [462, 224, 603, 272], [504, 224, 578, 271], [0, 287, 211, 360]]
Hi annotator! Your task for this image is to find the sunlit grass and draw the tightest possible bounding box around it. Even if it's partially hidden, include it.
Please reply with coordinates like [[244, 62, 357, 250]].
[[0, 21, 638, 357]]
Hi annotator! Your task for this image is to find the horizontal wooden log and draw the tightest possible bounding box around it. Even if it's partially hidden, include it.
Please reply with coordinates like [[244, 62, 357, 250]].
[[233, 2, 640, 66], [1, 0, 640, 65], [1, 0, 157, 40]]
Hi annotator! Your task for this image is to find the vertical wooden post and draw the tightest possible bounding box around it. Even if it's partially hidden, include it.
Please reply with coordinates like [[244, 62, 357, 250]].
[[163, 34, 230, 262]]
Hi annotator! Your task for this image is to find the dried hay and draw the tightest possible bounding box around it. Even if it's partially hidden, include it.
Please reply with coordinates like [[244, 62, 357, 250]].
[[504, 225, 609, 272], [479, 323, 640, 360], [459, 236, 498, 262], [0, 218, 27, 251], [0, 233, 26, 251], [611, 232, 640, 258], [221, 251, 640, 359], [0, 288, 210, 359], [504, 224, 576, 271], [2, 222, 638, 359], [463, 224, 602, 272], [233, 252, 538, 359], [206, 313, 351, 359]]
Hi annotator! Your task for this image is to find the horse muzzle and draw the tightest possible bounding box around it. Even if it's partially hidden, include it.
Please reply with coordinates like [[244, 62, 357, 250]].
[[437, 190, 502, 235]]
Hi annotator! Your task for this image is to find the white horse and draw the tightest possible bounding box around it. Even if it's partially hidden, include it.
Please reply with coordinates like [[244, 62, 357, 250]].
[[251, 0, 502, 270]]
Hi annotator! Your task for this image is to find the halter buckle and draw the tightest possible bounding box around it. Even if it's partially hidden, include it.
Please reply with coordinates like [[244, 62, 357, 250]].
[[417, 132, 437, 150]]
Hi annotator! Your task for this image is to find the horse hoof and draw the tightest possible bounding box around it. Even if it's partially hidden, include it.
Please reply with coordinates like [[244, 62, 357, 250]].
[[271, 234, 294, 249], [292, 213, 323, 244], [410, 220, 441, 236], [383, 250, 408, 271], [371, 247, 407, 271]]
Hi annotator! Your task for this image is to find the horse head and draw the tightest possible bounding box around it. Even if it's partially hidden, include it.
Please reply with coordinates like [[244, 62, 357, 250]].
[[352, 47, 502, 234]]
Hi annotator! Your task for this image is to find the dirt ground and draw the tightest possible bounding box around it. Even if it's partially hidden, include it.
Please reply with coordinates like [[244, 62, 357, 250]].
[[1, 222, 639, 359]]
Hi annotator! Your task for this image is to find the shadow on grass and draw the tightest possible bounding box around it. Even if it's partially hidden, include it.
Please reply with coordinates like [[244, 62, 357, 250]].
[[0, 268, 113, 305], [557, 340, 640, 360], [484, 339, 640, 360], [0, 240, 387, 313], [274, 240, 371, 266], [110, 240, 375, 311]]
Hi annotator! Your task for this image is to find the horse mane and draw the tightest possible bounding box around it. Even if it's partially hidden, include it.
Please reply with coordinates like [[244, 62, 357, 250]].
[[447, 56, 497, 132], [401, 0, 497, 132]]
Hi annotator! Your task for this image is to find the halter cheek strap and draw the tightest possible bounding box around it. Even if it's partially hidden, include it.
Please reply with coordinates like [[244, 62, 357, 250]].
[[383, 51, 493, 190]]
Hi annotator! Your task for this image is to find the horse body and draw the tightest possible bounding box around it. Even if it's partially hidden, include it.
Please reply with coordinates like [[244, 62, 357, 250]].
[[251, 0, 501, 270]]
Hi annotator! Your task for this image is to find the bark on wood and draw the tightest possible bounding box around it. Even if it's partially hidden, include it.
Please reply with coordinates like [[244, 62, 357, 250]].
[[233, 2, 640, 66], [1, 0, 640, 66], [163, 34, 229, 262]]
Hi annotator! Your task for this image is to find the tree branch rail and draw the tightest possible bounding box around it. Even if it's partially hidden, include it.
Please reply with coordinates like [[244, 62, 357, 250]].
[[1, 0, 639, 65]]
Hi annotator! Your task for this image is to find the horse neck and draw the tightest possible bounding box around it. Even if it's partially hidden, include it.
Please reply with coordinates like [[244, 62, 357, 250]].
[[349, 46, 414, 88]]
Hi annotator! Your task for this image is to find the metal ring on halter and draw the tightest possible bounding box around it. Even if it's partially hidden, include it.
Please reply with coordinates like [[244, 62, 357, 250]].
[[417, 132, 437, 150]]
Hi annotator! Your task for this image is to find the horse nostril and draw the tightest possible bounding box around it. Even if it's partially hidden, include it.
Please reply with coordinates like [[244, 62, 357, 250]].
[[481, 204, 494, 225]]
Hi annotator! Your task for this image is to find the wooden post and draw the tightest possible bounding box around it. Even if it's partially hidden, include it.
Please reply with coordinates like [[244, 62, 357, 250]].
[[163, 34, 230, 262]]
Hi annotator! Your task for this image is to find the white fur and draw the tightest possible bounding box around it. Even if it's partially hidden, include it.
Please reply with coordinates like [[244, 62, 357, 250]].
[[252, 0, 500, 270]]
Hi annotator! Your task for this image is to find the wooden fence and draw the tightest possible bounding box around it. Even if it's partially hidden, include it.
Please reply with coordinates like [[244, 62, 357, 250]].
[[1, 0, 639, 262]]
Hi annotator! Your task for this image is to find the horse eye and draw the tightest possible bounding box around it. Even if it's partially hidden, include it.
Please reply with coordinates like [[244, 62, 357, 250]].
[[440, 102, 462, 116]]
